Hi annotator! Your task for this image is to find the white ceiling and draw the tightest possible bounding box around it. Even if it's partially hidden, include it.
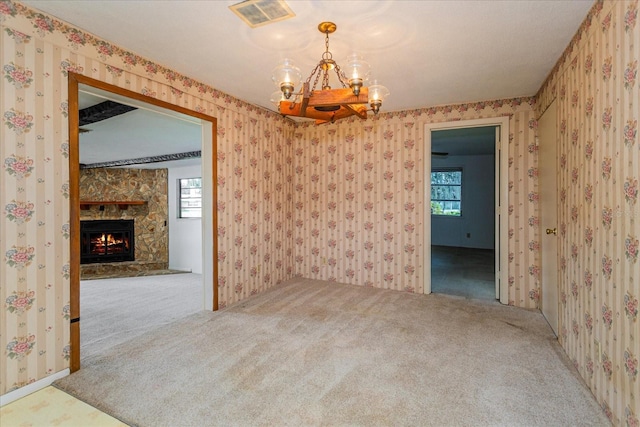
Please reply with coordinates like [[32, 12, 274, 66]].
[[78, 88, 202, 169], [29, 0, 592, 167], [432, 126, 496, 156], [25, 0, 593, 114]]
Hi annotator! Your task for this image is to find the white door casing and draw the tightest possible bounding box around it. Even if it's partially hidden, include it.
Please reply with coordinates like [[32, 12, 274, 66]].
[[494, 126, 501, 300], [424, 117, 509, 304], [538, 101, 559, 335]]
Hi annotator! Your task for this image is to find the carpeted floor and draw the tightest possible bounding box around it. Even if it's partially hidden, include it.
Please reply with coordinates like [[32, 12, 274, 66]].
[[431, 245, 496, 300], [80, 273, 203, 360], [57, 278, 609, 426]]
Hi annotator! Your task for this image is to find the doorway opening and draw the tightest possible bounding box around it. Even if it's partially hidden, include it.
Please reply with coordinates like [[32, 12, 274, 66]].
[[424, 118, 509, 304], [68, 74, 218, 372], [430, 126, 495, 300]]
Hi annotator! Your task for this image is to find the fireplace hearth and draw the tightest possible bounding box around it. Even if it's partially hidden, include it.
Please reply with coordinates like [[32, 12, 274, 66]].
[[81, 219, 135, 264]]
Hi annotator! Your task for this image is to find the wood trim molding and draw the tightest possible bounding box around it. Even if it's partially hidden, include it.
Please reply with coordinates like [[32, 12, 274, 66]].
[[79, 100, 137, 126], [79, 200, 147, 210], [67, 73, 218, 374], [70, 73, 214, 121], [68, 74, 81, 373]]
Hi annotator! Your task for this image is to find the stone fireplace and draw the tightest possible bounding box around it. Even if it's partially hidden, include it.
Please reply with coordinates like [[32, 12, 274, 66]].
[[80, 167, 168, 278]]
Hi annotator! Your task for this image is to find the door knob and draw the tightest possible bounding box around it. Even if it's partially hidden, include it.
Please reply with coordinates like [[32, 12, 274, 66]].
[[546, 228, 557, 235]]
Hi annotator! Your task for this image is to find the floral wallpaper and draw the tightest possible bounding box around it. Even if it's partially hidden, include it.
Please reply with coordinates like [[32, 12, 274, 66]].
[[293, 103, 539, 305], [536, 1, 639, 425], [2, 0, 636, 425], [0, 0, 293, 395], [215, 109, 294, 305]]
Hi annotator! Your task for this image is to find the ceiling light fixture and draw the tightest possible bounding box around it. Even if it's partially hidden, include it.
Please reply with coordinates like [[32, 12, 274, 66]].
[[271, 22, 389, 125]]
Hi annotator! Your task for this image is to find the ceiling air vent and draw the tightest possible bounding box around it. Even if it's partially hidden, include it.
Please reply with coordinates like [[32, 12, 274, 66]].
[[229, 0, 295, 28]]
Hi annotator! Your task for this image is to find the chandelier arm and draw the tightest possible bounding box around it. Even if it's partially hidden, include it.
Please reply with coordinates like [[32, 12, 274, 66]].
[[304, 62, 325, 92], [305, 63, 321, 85], [279, 87, 306, 113], [332, 63, 349, 88], [311, 65, 323, 91], [343, 104, 368, 119], [300, 82, 311, 116], [322, 66, 331, 90]]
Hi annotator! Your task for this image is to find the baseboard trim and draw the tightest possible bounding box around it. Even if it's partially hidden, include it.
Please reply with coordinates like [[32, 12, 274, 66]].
[[0, 369, 70, 407]]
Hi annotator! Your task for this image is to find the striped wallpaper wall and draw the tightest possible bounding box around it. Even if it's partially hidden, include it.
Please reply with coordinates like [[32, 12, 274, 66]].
[[2, 1, 637, 424], [1, 0, 294, 394], [536, 1, 639, 424], [293, 104, 540, 307]]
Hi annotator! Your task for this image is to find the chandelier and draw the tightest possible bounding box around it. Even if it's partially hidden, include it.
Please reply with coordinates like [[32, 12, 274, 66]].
[[271, 22, 389, 125]]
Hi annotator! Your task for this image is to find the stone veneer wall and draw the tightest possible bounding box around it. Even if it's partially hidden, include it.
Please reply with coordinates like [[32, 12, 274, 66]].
[[79, 168, 168, 274]]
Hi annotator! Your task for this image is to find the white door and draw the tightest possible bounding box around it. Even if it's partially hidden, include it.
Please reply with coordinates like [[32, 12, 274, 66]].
[[538, 101, 558, 335]]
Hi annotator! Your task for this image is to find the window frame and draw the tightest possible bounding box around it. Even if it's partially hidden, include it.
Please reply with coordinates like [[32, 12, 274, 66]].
[[177, 177, 202, 219], [430, 168, 463, 217]]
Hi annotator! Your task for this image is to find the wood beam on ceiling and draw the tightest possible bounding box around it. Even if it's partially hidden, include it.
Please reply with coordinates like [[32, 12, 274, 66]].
[[79, 100, 137, 126]]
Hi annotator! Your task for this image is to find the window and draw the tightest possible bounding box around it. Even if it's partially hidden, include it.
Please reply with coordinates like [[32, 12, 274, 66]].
[[178, 178, 202, 218], [431, 169, 462, 216]]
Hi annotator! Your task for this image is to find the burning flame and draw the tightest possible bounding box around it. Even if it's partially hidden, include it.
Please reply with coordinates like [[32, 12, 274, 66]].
[[90, 233, 129, 254]]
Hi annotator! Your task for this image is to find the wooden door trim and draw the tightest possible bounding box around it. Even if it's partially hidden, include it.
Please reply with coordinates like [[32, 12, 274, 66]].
[[68, 73, 218, 372], [68, 74, 81, 373]]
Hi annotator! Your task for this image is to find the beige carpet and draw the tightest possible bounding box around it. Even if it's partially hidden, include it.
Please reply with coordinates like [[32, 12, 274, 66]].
[[56, 278, 608, 426], [80, 273, 203, 360]]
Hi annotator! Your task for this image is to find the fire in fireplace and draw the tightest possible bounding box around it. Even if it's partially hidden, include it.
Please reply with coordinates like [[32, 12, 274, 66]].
[[80, 219, 135, 264]]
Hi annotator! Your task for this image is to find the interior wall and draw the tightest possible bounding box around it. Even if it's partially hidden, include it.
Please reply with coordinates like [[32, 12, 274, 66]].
[[535, 1, 639, 425], [294, 104, 538, 303], [431, 154, 495, 249], [4, 3, 631, 424], [168, 163, 202, 274], [0, 1, 295, 397]]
